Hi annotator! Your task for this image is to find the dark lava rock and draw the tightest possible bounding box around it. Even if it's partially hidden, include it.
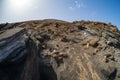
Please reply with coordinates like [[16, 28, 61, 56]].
[[0, 19, 120, 80], [0, 27, 28, 63]]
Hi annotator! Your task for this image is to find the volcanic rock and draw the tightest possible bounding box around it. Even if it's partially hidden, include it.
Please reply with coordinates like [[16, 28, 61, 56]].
[[0, 27, 28, 63], [0, 19, 120, 80]]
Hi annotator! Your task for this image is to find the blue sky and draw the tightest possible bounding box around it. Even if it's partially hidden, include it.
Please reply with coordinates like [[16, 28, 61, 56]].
[[0, 0, 120, 28]]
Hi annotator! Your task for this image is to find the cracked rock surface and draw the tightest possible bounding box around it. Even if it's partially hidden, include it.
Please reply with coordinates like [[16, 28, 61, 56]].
[[0, 19, 120, 80]]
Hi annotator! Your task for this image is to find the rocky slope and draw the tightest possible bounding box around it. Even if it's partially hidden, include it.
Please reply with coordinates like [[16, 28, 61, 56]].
[[0, 19, 120, 80]]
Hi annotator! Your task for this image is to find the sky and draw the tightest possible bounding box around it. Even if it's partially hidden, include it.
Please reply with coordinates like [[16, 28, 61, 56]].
[[0, 0, 120, 28]]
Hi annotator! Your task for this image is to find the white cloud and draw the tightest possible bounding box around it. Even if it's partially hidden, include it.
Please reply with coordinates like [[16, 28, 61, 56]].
[[69, 0, 85, 10], [69, 6, 75, 10]]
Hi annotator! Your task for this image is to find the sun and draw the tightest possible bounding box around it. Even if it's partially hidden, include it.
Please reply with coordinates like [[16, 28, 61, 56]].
[[9, 0, 33, 11]]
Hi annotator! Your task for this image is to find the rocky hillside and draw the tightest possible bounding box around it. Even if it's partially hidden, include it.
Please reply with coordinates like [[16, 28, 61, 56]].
[[0, 19, 120, 80]]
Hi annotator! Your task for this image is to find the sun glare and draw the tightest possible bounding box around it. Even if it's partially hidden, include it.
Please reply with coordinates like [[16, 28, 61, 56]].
[[9, 0, 33, 11]]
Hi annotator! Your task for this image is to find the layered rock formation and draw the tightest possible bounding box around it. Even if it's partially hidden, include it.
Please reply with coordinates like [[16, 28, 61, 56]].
[[0, 27, 28, 63], [0, 19, 120, 80]]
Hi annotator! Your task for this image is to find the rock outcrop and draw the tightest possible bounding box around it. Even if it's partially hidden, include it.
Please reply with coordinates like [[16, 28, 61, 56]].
[[0, 19, 120, 80], [0, 27, 28, 63]]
